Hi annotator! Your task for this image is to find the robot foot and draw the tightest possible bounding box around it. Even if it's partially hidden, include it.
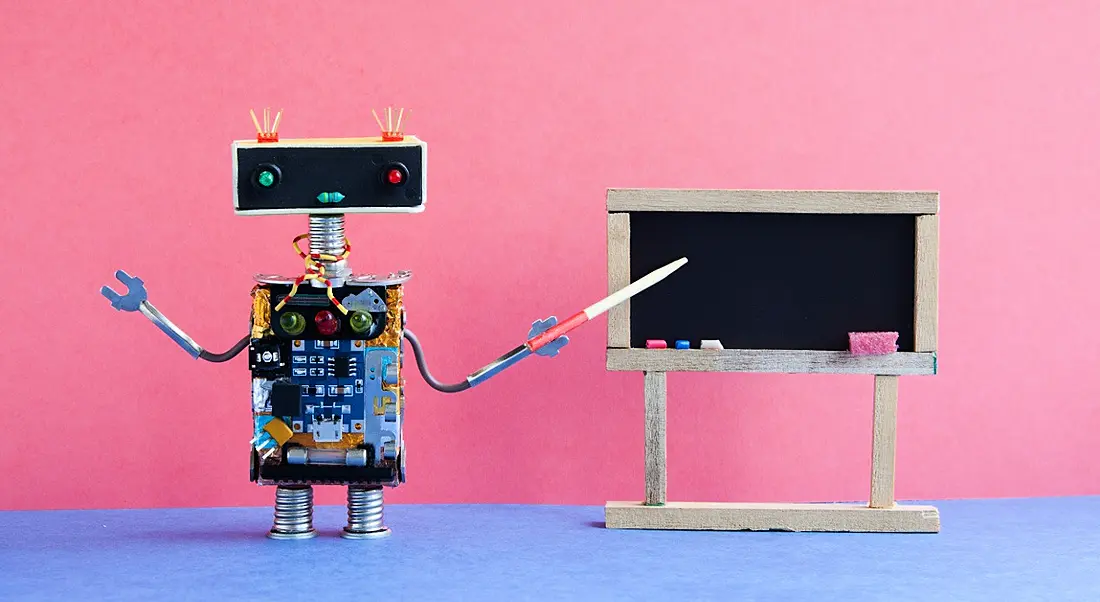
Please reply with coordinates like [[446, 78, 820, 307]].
[[267, 485, 318, 540], [341, 486, 391, 539]]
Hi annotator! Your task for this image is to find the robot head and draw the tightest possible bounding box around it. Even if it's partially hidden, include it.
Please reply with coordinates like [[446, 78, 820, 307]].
[[232, 108, 426, 216]]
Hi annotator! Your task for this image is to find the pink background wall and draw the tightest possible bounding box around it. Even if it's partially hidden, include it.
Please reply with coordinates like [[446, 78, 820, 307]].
[[3, 1, 1098, 511]]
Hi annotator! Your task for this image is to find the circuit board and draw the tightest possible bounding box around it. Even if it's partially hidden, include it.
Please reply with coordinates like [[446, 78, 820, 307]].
[[249, 280, 406, 486]]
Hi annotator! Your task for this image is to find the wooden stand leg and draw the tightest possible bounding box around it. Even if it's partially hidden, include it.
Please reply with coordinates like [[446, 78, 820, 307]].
[[606, 371, 939, 532], [869, 375, 899, 508], [644, 371, 667, 506]]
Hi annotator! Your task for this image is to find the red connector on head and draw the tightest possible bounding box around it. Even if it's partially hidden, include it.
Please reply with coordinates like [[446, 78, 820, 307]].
[[373, 106, 408, 142], [250, 108, 282, 143]]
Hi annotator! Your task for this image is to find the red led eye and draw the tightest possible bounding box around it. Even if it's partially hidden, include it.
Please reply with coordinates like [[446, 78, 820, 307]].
[[387, 168, 404, 185], [315, 310, 340, 336]]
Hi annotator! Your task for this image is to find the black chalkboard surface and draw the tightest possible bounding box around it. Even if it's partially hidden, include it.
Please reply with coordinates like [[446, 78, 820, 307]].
[[628, 212, 916, 351]]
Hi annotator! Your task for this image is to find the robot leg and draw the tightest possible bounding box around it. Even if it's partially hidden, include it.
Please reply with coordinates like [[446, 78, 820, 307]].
[[267, 485, 317, 540], [341, 486, 390, 539]]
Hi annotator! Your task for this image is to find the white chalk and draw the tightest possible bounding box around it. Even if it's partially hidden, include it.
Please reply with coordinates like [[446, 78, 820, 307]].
[[700, 339, 724, 350]]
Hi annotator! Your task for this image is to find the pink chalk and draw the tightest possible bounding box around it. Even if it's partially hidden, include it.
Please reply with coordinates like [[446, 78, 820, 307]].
[[848, 332, 899, 356], [645, 339, 668, 349]]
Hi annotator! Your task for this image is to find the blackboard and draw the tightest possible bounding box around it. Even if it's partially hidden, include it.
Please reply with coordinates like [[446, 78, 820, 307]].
[[628, 211, 916, 351]]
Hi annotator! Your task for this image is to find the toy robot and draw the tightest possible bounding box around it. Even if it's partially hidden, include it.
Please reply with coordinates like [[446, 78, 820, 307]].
[[101, 108, 685, 540]]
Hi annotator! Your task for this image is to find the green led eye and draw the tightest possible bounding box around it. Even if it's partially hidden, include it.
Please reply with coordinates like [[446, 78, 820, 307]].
[[349, 311, 373, 334], [279, 312, 306, 335], [257, 170, 275, 187]]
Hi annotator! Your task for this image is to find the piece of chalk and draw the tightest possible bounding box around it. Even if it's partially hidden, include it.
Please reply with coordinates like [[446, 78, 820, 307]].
[[700, 339, 724, 350], [674, 340, 690, 349], [848, 332, 898, 356], [645, 339, 668, 349]]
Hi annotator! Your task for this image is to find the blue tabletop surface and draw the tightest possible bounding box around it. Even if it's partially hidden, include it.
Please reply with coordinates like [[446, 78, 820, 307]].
[[1, 497, 1097, 601]]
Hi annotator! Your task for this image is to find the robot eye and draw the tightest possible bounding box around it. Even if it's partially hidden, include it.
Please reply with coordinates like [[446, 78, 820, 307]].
[[252, 163, 281, 189], [382, 163, 408, 186]]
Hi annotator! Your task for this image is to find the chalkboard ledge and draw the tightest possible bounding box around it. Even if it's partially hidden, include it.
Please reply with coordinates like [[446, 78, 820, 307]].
[[606, 349, 936, 376]]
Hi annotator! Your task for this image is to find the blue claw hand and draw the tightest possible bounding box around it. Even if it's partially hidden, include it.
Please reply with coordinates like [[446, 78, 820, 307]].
[[101, 269, 148, 312], [528, 316, 569, 358]]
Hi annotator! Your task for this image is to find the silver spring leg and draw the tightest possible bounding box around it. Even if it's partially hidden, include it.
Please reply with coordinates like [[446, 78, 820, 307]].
[[267, 485, 317, 540], [342, 486, 391, 539], [309, 214, 350, 287]]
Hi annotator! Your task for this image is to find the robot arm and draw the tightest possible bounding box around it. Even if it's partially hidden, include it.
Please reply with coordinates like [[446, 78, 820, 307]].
[[402, 257, 689, 393], [197, 336, 251, 363], [101, 270, 250, 363], [402, 318, 566, 394], [402, 329, 471, 393]]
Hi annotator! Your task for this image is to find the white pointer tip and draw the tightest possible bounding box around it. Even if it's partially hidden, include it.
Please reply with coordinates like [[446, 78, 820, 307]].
[[647, 257, 688, 280], [584, 256, 689, 318]]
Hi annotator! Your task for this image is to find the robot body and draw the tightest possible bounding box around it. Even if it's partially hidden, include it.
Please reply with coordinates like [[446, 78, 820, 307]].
[[249, 276, 407, 489]]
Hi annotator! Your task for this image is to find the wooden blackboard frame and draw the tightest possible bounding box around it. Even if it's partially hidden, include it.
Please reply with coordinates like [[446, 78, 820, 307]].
[[606, 189, 939, 375], [604, 189, 941, 534]]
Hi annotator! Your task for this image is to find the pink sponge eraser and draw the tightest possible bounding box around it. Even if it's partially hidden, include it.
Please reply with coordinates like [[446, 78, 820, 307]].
[[645, 339, 668, 349], [848, 332, 899, 356]]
